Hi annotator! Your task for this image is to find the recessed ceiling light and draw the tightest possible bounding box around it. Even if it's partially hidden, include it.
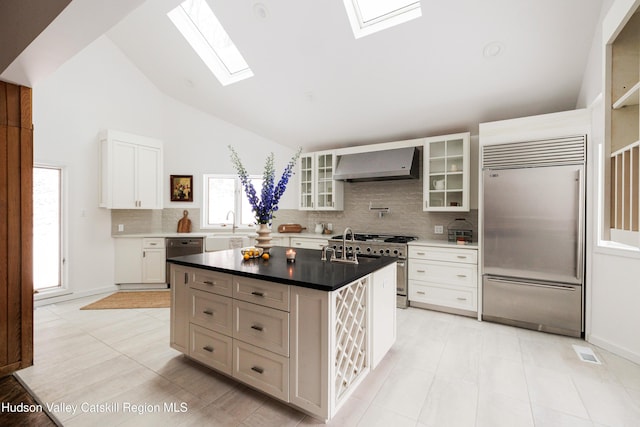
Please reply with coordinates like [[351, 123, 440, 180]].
[[483, 41, 505, 58], [253, 3, 268, 20]]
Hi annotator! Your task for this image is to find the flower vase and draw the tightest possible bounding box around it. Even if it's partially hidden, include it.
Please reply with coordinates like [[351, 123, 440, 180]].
[[255, 223, 274, 253]]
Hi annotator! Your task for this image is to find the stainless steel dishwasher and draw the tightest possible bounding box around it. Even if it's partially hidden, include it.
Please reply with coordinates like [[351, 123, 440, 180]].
[[166, 237, 204, 285]]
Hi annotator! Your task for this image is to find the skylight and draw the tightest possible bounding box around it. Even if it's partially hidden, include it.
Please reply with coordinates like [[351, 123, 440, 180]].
[[343, 0, 422, 39], [168, 0, 253, 86]]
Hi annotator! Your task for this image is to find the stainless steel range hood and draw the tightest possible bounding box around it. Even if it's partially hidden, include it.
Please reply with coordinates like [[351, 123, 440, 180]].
[[333, 147, 419, 181]]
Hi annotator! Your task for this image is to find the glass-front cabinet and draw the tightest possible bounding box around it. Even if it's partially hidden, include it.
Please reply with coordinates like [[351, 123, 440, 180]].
[[298, 151, 343, 211], [423, 132, 470, 212], [299, 154, 314, 209]]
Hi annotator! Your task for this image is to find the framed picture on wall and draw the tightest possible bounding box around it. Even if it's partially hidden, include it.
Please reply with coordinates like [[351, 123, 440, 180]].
[[170, 175, 193, 202]]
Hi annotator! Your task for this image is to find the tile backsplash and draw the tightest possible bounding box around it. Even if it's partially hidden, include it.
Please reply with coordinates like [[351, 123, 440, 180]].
[[111, 177, 478, 241]]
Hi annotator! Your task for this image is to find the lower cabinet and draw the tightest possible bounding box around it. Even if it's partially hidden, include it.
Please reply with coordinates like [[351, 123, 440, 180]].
[[115, 237, 166, 285], [290, 237, 329, 250], [169, 263, 395, 422], [408, 244, 478, 315]]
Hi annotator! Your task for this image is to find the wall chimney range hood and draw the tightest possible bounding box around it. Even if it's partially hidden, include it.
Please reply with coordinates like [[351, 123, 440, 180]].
[[333, 147, 419, 181]]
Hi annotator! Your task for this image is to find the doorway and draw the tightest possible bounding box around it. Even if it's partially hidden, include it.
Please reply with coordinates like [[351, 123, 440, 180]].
[[33, 165, 64, 292]]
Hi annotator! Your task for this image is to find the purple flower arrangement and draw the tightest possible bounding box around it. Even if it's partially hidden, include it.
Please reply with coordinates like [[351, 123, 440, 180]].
[[229, 146, 302, 225]]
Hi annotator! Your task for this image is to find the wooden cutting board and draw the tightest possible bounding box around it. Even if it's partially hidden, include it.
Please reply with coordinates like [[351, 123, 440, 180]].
[[277, 224, 306, 233]]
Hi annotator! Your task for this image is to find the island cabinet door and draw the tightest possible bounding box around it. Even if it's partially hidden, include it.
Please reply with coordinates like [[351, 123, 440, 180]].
[[370, 263, 397, 368], [289, 286, 331, 421], [170, 265, 191, 353]]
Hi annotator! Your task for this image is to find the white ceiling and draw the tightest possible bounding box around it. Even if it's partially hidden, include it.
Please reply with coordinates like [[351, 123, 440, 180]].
[[8, 0, 607, 152]]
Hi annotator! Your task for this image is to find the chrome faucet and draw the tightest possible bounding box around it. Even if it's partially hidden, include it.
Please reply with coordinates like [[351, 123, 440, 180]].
[[340, 227, 358, 264], [226, 210, 237, 233], [321, 245, 336, 261]]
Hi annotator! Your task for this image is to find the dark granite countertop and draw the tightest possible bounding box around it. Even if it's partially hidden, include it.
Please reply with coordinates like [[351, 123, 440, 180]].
[[167, 246, 397, 291]]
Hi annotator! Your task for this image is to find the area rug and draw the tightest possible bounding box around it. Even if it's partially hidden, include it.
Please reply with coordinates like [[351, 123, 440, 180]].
[[80, 291, 170, 310]]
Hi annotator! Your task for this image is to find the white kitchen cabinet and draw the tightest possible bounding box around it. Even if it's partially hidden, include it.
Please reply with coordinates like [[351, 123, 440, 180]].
[[298, 151, 344, 211], [408, 244, 478, 316], [141, 238, 166, 283], [170, 263, 395, 422], [423, 132, 470, 211], [170, 265, 190, 353], [115, 237, 166, 285], [99, 129, 163, 209], [290, 237, 329, 250]]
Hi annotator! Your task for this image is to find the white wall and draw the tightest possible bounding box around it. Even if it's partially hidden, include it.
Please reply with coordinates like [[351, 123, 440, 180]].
[[578, 0, 640, 364], [33, 35, 295, 301]]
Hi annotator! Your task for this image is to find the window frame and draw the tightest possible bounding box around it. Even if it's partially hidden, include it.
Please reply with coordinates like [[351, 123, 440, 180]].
[[201, 174, 263, 231], [33, 164, 69, 297]]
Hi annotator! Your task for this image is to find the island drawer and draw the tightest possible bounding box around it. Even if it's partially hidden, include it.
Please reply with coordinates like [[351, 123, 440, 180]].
[[191, 269, 233, 297], [189, 324, 233, 375], [190, 289, 233, 336], [233, 300, 289, 357], [408, 260, 477, 288], [143, 237, 165, 248], [409, 281, 477, 311], [409, 246, 477, 264], [233, 277, 290, 311], [233, 340, 289, 402]]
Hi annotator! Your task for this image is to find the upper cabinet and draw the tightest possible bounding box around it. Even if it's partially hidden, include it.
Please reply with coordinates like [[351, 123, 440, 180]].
[[423, 132, 470, 212], [99, 130, 163, 209], [298, 151, 344, 211]]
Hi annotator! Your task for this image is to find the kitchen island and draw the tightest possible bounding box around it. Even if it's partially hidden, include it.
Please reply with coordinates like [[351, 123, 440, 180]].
[[167, 247, 397, 422]]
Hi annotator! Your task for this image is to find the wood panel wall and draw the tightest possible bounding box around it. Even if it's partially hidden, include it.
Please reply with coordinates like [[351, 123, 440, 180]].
[[0, 81, 33, 377]]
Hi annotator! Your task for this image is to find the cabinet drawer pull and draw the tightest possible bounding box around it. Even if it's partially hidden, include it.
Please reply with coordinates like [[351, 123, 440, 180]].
[[250, 325, 264, 332], [203, 280, 214, 285], [203, 310, 213, 316], [457, 274, 467, 278], [416, 269, 426, 273], [416, 291, 426, 295], [251, 291, 265, 297], [202, 346, 214, 353], [416, 252, 426, 256], [251, 366, 264, 374], [457, 255, 467, 259], [456, 297, 467, 301], [184, 272, 189, 284]]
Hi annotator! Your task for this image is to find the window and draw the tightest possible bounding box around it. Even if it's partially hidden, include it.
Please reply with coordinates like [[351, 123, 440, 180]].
[[343, 0, 422, 39], [202, 175, 263, 228], [168, 0, 253, 86], [33, 166, 64, 291]]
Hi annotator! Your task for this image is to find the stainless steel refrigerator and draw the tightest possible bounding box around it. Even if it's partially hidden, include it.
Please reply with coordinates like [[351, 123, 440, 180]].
[[481, 136, 586, 337]]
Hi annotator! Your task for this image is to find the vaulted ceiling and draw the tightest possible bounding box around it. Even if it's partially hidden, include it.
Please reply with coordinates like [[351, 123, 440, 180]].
[[3, 0, 606, 151]]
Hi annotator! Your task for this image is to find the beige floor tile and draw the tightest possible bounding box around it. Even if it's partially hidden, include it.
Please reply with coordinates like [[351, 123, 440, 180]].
[[419, 375, 477, 427], [525, 365, 589, 419], [370, 365, 434, 420], [357, 403, 419, 427], [573, 375, 640, 426], [480, 355, 529, 402], [476, 391, 534, 427], [299, 396, 370, 426], [239, 397, 306, 427], [531, 404, 594, 427]]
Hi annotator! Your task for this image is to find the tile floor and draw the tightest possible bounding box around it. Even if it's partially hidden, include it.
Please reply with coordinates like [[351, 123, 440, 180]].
[[16, 294, 640, 426]]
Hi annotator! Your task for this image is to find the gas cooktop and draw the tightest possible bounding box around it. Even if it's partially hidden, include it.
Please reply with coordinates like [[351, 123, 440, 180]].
[[330, 233, 417, 244]]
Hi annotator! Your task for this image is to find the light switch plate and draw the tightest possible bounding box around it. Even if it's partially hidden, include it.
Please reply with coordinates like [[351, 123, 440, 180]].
[[434, 225, 444, 234], [118, 224, 124, 232]]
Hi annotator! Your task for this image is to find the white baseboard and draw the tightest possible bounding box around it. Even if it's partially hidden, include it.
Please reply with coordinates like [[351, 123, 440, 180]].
[[586, 333, 640, 365], [118, 283, 169, 290], [34, 285, 118, 307]]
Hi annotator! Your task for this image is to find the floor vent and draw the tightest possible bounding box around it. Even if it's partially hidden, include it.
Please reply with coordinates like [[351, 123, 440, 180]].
[[572, 345, 601, 364]]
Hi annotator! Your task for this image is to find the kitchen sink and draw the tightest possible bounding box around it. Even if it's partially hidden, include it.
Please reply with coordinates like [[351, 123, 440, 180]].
[[205, 235, 250, 252]]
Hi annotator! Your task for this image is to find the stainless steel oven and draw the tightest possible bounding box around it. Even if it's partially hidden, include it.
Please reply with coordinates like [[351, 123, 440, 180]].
[[328, 233, 415, 308]]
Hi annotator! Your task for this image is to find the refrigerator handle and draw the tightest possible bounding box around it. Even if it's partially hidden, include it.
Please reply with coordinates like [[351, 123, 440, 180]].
[[576, 168, 584, 283]]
